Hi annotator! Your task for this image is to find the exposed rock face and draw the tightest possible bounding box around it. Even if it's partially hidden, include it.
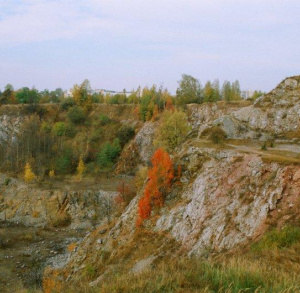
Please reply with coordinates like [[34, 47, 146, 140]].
[[0, 176, 117, 229], [0, 114, 23, 143], [156, 150, 291, 254], [116, 121, 156, 174], [188, 76, 300, 140], [132, 121, 156, 163]]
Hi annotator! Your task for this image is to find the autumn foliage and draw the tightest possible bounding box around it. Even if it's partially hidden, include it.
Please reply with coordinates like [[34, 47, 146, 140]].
[[165, 97, 175, 111], [136, 148, 174, 227], [43, 268, 62, 293], [115, 181, 135, 206], [24, 162, 35, 183]]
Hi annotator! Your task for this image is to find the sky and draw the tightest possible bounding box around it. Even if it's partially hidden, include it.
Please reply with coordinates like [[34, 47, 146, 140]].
[[0, 0, 299, 93]]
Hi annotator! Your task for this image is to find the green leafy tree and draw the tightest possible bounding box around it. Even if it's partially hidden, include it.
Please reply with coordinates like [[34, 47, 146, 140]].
[[1, 84, 15, 104], [203, 81, 214, 103], [71, 79, 93, 109], [212, 79, 221, 101], [176, 74, 202, 106], [231, 80, 241, 100], [222, 81, 232, 102], [16, 87, 40, 104]]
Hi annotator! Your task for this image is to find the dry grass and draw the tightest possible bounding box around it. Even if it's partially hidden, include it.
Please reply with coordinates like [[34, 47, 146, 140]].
[[55, 225, 300, 293], [60, 254, 300, 293], [49, 211, 71, 227]]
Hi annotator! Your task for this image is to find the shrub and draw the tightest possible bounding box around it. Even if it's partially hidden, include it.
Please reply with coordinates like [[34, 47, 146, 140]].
[[55, 149, 75, 174], [202, 126, 227, 144], [52, 122, 76, 137], [60, 98, 75, 111], [261, 142, 268, 150], [115, 181, 135, 206], [41, 121, 52, 133], [251, 225, 300, 252], [52, 122, 67, 136], [99, 114, 111, 126], [67, 106, 86, 124], [4, 178, 11, 186], [65, 123, 76, 138], [24, 162, 35, 182], [117, 125, 135, 147], [97, 138, 121, 168]]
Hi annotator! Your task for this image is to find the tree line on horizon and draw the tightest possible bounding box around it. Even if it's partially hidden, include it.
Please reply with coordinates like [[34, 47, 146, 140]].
[[0, 75, 263, 109]]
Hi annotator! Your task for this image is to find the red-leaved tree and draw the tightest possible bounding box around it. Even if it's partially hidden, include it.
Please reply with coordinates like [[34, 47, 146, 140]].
[[136, 148, 174, 227]]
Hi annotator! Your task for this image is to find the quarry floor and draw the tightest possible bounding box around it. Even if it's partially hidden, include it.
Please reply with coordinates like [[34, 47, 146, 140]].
[[0, 221, 86, 292]]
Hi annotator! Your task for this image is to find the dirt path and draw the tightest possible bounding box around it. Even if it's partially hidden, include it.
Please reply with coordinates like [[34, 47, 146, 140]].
[[225, 140, 300, 163]]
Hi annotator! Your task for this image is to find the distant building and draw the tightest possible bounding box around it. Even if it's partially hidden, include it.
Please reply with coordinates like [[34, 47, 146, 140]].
[[63, 90, 72, 98], [63, 88, 135, 98], [94, 89, 134, 97], [241, 90, 255, 99]]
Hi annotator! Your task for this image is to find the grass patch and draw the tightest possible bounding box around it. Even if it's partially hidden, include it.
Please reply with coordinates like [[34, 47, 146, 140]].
[[251, 225, 300, 252], [60, 256, 300, 293]]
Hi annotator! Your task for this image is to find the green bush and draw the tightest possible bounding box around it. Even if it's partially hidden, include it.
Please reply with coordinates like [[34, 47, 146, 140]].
[[99, 114, 111, 126], [60, 98, 75, 111], [52, 122, 67, 136], [202, 126, 227, 144], [251, 225, 300, 252], [97, 138, 121, 168], [55, 149, 75, 174], [41, 121, 52, 133], [117, 125, 135, 147], [261, 142, 268, 150], [65, 123, 77, 138], [67, 106, 86, 124], [4, 178, 11, 186], [52, 122, 76, 138]]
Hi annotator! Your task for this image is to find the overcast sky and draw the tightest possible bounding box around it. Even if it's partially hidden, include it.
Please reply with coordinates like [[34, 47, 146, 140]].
[[0, 0, 299, 93]]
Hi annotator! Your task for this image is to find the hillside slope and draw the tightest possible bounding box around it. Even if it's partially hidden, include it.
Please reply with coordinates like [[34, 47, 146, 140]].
[[42, 76, 300, 292]]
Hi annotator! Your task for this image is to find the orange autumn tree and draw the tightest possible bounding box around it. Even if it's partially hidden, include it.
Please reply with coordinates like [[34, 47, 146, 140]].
[[165, 97, 175, 111], [137, 148, 174, 227]]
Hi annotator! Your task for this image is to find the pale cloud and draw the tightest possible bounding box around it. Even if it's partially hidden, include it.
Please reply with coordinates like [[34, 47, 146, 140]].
[[0, 0, 299, 92], [1, 0, 299, 46], [0, 1, 112, 45]]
